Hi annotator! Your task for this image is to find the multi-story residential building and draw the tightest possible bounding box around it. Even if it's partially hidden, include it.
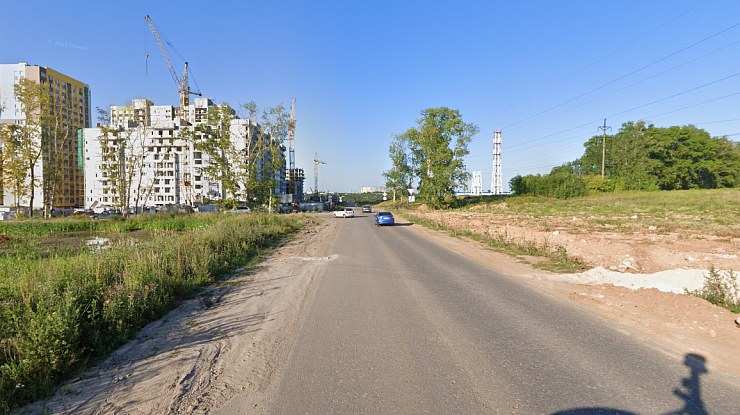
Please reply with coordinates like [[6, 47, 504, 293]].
[[84, 98, 287, 210], [0, 62, 91, 208]]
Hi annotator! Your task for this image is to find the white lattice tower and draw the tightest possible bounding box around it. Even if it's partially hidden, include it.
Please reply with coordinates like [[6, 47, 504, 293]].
[[472, 171, 482, 195], [491, 130, 502, 194]]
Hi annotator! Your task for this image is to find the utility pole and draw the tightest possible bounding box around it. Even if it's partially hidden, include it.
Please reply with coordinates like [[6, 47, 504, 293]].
[[598, 119, 611, 178]]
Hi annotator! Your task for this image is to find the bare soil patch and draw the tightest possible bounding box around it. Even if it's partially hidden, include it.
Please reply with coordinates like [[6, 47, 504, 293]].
[[403, 209, 740, 379]]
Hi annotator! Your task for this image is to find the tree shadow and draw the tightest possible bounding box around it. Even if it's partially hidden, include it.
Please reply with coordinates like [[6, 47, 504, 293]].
[[551, 353, 708, 415]]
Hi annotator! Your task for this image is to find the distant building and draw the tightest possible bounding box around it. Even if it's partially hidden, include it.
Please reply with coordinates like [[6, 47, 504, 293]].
[[0, 62, 91, 208], [361, 186, 382, 193], [286, 168, 305, 203], [84, 98, 287, 210]]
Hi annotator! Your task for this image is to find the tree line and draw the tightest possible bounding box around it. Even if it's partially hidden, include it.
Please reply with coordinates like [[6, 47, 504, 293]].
[[510, 120, 740, 198], [383, 107, 479, 208]]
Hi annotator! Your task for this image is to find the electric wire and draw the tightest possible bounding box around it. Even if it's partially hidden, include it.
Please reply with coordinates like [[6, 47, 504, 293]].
[[467, 70, 740, 162], [500, 20, 740, 132], [478, 0, 708, 124], [503, 38, 740, 134]]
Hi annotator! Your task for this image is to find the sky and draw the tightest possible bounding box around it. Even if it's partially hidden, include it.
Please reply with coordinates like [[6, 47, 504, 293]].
[[2, 0, 740, 193]]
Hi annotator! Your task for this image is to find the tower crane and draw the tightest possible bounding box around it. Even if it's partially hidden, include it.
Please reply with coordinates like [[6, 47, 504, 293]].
[[145, 15, 201, 206], [314, 153, 326, 194], [288, 98, 296, 171], [145, 15, 201, 118]]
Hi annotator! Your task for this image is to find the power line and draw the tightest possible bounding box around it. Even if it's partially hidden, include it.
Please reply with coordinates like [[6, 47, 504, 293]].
[[607, 71, 740, 119], [694, 117, 740, 125], [502, 20, 740, 131], [644, 91, 740, 120], [477, 0, 709, 124], [503, 38, 740, 134], [491, 72, 740, 155]]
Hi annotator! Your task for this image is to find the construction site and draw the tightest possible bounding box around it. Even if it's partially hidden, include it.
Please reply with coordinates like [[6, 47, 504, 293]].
[[84, 16, 313, 213]]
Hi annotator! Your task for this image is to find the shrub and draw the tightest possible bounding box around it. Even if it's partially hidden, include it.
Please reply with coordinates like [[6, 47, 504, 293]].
[[685, 267, 739, 313]]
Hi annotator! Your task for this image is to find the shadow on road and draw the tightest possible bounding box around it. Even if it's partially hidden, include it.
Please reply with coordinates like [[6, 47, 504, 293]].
[[551, 353, 708, 415]]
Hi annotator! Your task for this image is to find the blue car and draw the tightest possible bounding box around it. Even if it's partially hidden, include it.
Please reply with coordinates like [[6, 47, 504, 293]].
[[374, 211, 395, 226]]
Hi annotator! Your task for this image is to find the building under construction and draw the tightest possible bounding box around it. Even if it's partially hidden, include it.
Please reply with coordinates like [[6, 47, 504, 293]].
[[285, 168, 305, 203], [84, 97, 291, 210]]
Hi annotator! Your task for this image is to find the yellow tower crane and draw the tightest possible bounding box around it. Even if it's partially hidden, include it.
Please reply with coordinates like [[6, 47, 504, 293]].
[[145, 15, 201, 118], [145, 15, 201, 206]]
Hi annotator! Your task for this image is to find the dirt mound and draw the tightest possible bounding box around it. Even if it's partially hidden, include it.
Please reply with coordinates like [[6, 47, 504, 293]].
[[0, 234, 10, 243], [416, 204, 429, 211]]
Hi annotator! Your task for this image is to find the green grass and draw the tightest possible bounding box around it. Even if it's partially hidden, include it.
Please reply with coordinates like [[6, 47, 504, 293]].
[[404, 188, 740, 272], [0, 213, 309, 413], [400, 212, 586, 273], [454, 189, 740, 238], [0, 212, 216, 237]]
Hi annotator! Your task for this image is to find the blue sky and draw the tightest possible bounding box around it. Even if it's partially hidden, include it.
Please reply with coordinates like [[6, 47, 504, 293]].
[[2, 0, 739, 193]]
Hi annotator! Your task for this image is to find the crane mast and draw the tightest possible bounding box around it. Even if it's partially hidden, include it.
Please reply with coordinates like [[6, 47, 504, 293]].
[[288, 98, 296, 171], [145, 15, 200, 206], [314, 153, 326, 193]]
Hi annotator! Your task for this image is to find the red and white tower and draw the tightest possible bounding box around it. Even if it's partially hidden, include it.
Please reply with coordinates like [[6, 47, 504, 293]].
[[491, 130, 502, 194]]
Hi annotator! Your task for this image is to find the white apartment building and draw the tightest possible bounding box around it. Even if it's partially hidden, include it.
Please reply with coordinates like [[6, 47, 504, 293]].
[[84, 98, 286, 210]]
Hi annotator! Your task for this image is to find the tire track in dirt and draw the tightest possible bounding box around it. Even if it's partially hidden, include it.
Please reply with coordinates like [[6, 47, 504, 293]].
[[19, 218, 339, 415]]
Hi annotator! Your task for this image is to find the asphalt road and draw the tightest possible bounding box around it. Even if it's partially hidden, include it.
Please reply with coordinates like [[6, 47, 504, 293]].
[[266, 212, 740, 414]]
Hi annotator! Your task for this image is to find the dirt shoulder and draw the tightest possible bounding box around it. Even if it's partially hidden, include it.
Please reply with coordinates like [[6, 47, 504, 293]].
[[398, 211, 740, 380], [19, 218, 340, 415]]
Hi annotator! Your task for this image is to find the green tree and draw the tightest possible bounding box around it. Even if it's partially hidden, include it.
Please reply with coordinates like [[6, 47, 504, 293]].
[[256, 104, 290, 212], [0, 124, 29, 212], [233, 101, 262, 205], [90, 107, 157, 215], [382, 132, 412, 204], [650, 125, 740, 190], [42, 106, 73, 218], [13, 78, 51, 216], [188, 104, 239, 201], [405, 107, 478, 208]]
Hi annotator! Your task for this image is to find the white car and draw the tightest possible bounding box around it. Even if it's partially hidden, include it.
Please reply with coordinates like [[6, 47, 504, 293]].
[[333, 208, 355, 218]]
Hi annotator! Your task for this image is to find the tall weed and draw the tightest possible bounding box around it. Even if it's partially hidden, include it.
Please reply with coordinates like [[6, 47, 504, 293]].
[[0, 213, 304, 412], [685, 267, 739, 313]]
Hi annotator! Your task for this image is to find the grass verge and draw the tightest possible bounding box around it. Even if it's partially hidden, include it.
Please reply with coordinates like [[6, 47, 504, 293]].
[[399, 212, 586, 273], [0, 213, 309, 413]]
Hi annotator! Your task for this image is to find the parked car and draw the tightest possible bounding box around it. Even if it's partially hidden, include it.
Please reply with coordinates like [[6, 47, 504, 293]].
[[374, 211, 395, 226], [362, 205, 372, 213], [224, 206, 252, 213], [90, 211, 122, 220], [333, 207, 355, 218]]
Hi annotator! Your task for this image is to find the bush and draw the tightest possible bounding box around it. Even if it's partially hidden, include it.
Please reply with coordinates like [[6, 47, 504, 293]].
[[685, 267, 739, 313], [508, 172, 587, 199]]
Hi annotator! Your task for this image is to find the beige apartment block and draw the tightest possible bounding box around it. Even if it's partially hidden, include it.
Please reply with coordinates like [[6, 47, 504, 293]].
[[0, 62, 91, 208]]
